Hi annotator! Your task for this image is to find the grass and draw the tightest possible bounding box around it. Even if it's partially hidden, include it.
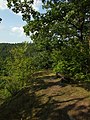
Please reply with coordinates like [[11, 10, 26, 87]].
[[0, 70, 90, 120]]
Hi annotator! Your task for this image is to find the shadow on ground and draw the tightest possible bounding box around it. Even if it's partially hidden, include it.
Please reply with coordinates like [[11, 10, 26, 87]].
[[0, 73, 90, 120], [32, 74, 90, 92]]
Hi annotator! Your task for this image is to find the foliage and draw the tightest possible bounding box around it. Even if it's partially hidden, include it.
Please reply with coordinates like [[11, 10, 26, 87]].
[[0, 43, 36, 97], [6, 0, 90, 81], [0, 18, 2, 23], [6, 42, 33, 95], [5, 0, 90, 81]]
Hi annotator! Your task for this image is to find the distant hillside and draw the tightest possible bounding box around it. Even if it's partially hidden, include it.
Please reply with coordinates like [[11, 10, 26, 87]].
[[0, 43, 37, 60], [0, 43, 14, 60], [0, 71, 90, 120], [0, 43, 28, 60]]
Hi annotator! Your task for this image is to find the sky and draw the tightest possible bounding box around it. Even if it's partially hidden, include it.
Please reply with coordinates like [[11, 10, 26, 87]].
[[0, 0, 42, 43]]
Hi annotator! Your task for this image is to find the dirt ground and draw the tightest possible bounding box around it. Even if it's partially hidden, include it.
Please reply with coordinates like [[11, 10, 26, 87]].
[[0, 71, 90, 120]]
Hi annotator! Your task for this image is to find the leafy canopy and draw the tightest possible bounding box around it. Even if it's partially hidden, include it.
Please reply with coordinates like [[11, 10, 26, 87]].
[[6, 0, 90, 80]]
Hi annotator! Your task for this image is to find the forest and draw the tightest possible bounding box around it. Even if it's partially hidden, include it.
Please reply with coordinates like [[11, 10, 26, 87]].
[[0, 0, 90, 120]]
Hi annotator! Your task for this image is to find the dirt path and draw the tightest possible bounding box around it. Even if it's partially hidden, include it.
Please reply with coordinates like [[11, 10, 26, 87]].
[[32, 72, 90, 120], [0, 71, 90, 120]]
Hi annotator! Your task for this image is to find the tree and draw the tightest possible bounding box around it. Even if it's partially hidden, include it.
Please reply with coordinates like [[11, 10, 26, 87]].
[[0, 43, 39, 98], [4, 42, 34, 96], [7, 0, 90, 81]]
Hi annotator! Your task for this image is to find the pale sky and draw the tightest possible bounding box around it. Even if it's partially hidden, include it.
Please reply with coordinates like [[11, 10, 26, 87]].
[[0, 0, 42, 43]]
